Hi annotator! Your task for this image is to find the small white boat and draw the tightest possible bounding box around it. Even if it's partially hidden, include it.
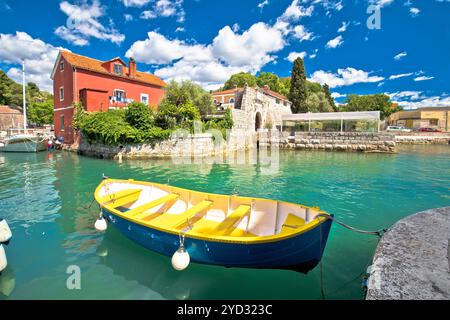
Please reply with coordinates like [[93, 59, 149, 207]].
[[0, 61, 48, 153], [0, 134, 48, 153]]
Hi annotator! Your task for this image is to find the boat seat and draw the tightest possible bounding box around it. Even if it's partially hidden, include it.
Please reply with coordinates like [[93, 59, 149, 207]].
[[150, 200, 213, 229], [127, 193, 180, 217], [210, 205, 251, 236], [280, 214, 306, 235], [99, 189, 142, 209]]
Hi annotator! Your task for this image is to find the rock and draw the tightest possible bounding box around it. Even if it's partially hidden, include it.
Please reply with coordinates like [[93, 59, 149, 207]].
[[366, 207, 450, 300]]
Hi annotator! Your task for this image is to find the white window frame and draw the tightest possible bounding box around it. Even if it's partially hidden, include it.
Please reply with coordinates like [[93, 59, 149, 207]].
[[59, 87, 64, 101], [140, 93, 149, 105], [113, 89, 125, 103], [114, 63, 123, 76]]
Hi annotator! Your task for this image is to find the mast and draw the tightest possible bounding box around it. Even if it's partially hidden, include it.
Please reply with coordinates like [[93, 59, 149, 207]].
[[22, 60, 27, 131]]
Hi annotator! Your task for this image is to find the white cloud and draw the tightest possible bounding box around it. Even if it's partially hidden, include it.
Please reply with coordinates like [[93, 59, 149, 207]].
[[140, 0, 185, 22], [309, 67, 384, 88], [388, 72, 414, 80], [232, 23, 240, 33], [287, 51, 307, 62], [388, 91, 423, 101], [414, 76, 434, 81], [338, 21, 349, 33], [281, 1, 314, 21], [126, 0, 318, 89], [175, 27, 185, 32], [326, 35, 343, 49], [394, 51, 407, 60], [390, 92, 450, 109], [331, 92, 345, 98], [122, 0, 151, 7], [370, 0, 394, 8], [124, 14, 134, 22], [410, 7, 420, 17], [0, 31, 65, 92], [55, 0, 125, 46], [309, 48, 318, 59], [292, 25, 314, 41], [212, 22, 285, 70], [257, 0, 269, 11]]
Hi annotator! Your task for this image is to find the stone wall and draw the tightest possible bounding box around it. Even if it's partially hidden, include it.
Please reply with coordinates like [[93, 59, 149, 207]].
[[68, 132, 253, 160], [232, 86, 292, 135], [280, 132, 397, 153], [395, 133, 450, 145]]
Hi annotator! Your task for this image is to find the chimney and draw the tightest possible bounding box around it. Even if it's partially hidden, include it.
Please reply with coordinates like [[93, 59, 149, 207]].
[[128, 57, 136, 78]]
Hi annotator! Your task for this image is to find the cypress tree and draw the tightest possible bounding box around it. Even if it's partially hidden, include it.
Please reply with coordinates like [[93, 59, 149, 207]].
[[289, 57, 307, 113], [322, 83, 337, 112]]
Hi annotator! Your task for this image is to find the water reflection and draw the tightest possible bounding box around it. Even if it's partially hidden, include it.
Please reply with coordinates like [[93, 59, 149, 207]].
[[97, 227, 324, 300]]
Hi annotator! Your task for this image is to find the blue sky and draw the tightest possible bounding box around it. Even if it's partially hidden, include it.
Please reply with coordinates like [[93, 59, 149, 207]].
[[0, 0, 449, 108]]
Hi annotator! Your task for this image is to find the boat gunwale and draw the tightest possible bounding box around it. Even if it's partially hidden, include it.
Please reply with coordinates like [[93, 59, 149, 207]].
[[94, 178, 332, 245]]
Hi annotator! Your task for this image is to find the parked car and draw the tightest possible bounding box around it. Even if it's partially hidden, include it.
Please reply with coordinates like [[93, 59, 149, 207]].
[[419, 127, 442, 132], [386, 126, 412, 132]]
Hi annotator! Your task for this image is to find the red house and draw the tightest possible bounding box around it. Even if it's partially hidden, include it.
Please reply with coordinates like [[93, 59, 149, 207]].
[[51, 51, 167, 144]]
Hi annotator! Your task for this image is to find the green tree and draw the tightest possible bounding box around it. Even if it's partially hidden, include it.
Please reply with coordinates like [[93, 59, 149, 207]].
[[125, 102, 155, 130], [305, 92, 333, 113], [345, 94, 400, 120], [256, 72, 281, 93], [322, 84, 337, 112], [222, 72, 257, 90], [160, 80, 214, 117], [279, 77, 291, 97], [289, 57, 308, 113], [27, 101, 53, 125]]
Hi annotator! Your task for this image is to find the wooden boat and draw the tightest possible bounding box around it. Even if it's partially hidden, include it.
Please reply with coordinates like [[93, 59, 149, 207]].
[[94, 178, 333, 273]]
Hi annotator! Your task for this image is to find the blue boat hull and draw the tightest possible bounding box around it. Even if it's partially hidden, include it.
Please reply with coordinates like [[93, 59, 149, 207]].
[[102, 209, 333, 274]]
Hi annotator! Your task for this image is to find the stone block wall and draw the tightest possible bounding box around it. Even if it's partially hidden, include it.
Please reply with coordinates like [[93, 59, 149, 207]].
[[280, 132, 397, 153], [71, 132, 253, 160]]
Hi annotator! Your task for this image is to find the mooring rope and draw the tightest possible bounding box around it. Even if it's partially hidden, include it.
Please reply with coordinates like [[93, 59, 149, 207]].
[[316, 214, 388, 238]]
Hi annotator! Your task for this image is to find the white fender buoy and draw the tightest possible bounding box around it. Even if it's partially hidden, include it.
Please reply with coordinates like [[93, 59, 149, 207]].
[[0, 219, 12, 245], [0, 244, 7, 273], [95, 215, 108, 232], [171, 245, 190, 271]]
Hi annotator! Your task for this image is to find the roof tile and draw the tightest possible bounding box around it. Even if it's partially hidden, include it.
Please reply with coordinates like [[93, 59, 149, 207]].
[[60, 51, 167, 88]]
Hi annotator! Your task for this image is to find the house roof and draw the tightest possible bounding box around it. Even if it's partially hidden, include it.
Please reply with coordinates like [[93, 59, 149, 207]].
[[212, 88, 240, 96], [212, 87, 291, 102], [0, 106, 21, 114], [55, 51, 167, 88]]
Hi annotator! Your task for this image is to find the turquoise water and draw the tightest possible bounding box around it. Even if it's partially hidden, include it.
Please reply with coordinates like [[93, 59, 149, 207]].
[[0, 145, 449, 300]]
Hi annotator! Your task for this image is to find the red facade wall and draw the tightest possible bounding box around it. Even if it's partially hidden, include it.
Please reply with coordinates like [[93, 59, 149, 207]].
[[75, 69, 164, 111], [53, 56, 75, 143], [53, 57, 165, 144]]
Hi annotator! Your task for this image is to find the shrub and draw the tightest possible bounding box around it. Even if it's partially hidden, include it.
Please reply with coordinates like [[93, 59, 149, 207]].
[[125, 102, 155, 130]]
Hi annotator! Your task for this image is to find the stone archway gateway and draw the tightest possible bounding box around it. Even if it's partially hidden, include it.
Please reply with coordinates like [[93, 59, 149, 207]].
[[255, 112, 263, 132]]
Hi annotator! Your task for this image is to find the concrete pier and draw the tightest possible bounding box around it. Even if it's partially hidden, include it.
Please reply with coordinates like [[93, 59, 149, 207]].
[[366, 207, 450, 300]]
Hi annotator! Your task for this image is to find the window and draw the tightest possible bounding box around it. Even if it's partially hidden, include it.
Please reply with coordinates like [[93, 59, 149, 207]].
[[60, 115, 65, 131], [114, 64, 123, 76], [276, 99, 281, 104], [141, 94, 149, 105], [60, 61, 64, 71], [59, 87, 64, 101], [113, 90, 125, 103], [430, 119, 438, 126], [229, 98, 235, 104]]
